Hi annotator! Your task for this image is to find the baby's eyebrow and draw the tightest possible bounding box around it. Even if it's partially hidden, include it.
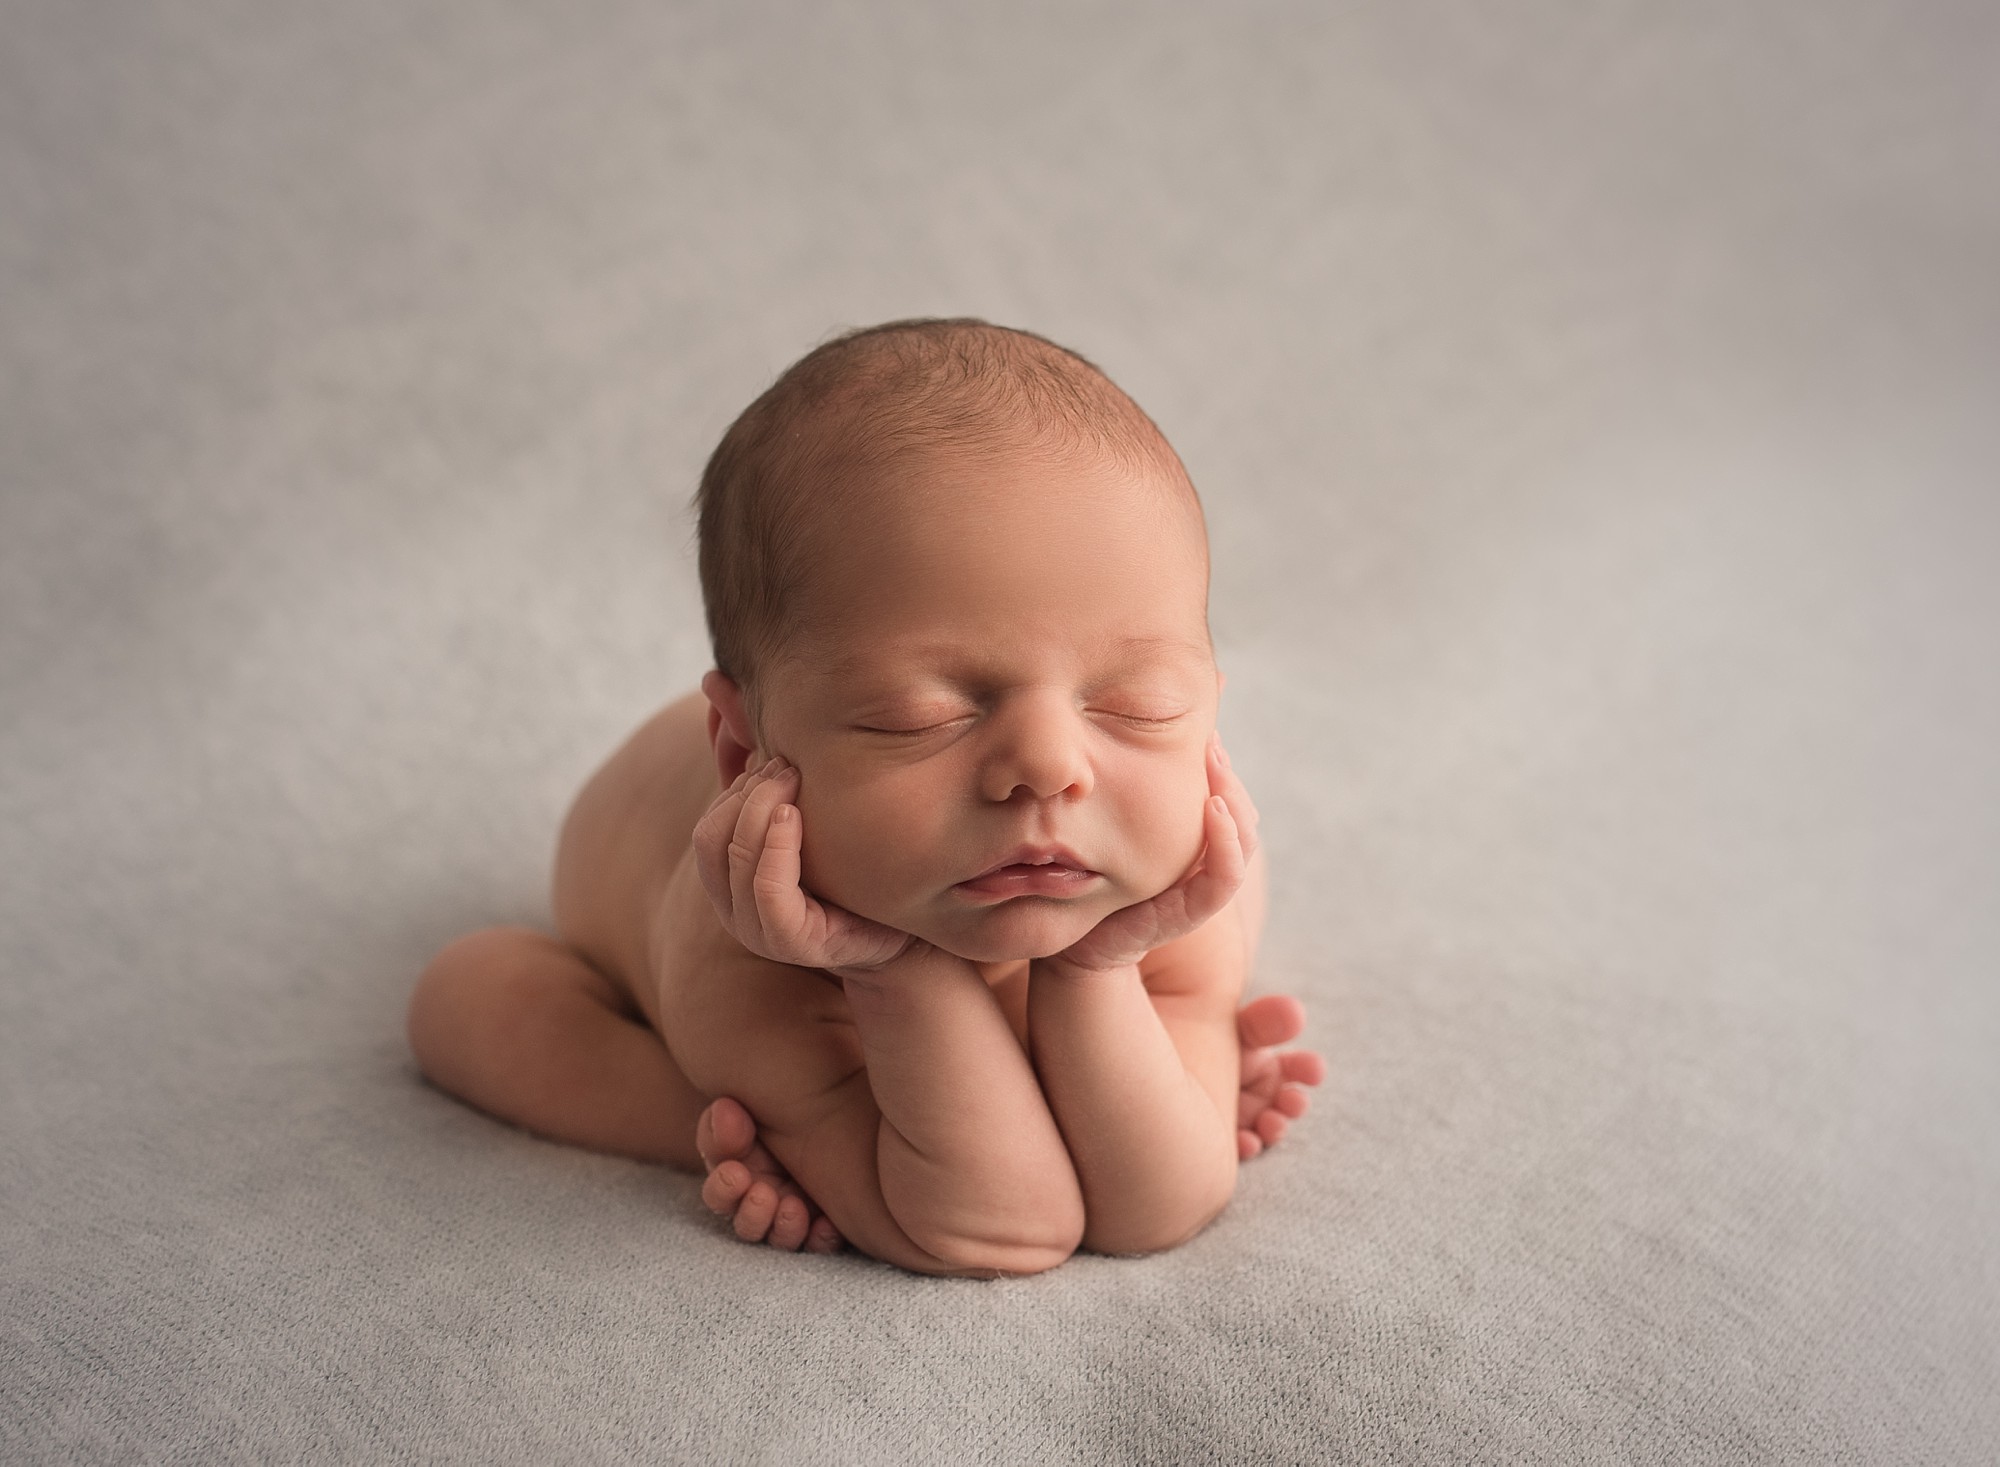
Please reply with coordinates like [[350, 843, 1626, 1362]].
[[1103, 633, 1212, 667], [821, 633, 1210, 685]]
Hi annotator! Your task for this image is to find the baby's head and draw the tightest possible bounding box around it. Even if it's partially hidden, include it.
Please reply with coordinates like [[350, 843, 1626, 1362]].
[[695, 318, 1219, 963]]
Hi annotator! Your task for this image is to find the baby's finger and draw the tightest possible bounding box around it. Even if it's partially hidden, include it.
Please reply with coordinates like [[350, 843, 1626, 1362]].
[[1178, 795, 1248, 926], [694, 780, 754, 920], [725, 761, 790, 942], [1208, 737, 1262, 862], [752, 802, 822, 962]]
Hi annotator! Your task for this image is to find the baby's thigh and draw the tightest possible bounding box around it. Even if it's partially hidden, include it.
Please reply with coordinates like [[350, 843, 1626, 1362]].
[[408, 925, 709, 1169]]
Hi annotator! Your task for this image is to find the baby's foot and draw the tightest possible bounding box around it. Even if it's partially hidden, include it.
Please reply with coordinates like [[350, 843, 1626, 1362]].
[[695, 1096, 845, 1253], [1236, 994, 1326, 1160]]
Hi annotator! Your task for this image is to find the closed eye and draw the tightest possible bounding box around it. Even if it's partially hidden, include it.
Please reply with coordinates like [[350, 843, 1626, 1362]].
[[856, 716, 974, 737], [1093, 709, 1187, 728]]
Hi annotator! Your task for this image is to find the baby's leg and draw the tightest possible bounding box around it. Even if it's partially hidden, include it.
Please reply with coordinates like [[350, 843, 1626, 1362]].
[[407, 925, 708, 1171]]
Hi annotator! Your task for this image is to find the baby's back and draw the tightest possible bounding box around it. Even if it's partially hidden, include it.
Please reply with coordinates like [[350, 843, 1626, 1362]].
[[551, 689, 722, 1027]]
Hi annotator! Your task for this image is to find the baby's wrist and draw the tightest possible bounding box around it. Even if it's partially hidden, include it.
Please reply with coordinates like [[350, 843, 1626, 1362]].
[[1033, 952, 1142, 983], [832, 942, 969, 989]]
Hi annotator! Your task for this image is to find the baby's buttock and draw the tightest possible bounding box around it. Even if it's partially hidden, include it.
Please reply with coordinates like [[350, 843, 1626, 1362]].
[[551, 689, 719, 1023]]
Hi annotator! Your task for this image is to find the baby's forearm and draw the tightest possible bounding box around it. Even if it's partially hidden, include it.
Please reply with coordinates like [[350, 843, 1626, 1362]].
[[842, 950, 1085, 1271], [1025, 959, 1238, 1255]]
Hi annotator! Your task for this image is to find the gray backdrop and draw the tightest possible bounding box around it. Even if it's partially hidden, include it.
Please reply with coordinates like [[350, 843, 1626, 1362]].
[[4, 3, 1995, 1462]]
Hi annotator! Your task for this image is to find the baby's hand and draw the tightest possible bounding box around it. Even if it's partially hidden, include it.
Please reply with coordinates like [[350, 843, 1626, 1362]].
[[693, 757, 916, 977], [1048, 733, 1260, 973]]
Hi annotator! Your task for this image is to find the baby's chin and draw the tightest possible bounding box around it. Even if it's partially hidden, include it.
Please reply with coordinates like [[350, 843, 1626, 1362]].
[[916, 898, 1110, 965]]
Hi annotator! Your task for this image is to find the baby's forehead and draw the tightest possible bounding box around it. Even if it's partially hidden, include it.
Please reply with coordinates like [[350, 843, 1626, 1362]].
[[817, 426, 1196, 527]]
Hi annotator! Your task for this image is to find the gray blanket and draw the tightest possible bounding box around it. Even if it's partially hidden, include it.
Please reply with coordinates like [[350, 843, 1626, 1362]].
[[5, 3, 1995, 1461]]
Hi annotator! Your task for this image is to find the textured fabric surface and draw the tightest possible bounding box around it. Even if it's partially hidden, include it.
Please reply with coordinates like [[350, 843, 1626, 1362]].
[[4, 3, 1996, 1462]]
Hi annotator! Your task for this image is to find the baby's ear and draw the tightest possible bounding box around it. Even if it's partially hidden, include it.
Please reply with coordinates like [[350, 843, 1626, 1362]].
[[701, 670, 759, 786]]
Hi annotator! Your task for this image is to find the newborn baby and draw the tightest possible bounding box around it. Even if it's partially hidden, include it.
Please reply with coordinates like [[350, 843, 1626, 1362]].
[[408, 318, 1324, 1277]]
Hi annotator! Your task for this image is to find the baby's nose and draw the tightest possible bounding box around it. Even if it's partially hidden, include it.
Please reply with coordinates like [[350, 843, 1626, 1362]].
[[981, 702, 1092, 803]]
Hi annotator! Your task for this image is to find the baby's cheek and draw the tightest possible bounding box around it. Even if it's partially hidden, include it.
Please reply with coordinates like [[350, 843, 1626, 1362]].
[[1129, 763, 1212, 890], [794, 790, 915, 918], [792, 791, 858, 901]]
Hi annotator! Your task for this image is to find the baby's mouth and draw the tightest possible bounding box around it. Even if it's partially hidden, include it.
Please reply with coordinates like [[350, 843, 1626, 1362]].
[[953, 849, 1101, 902]]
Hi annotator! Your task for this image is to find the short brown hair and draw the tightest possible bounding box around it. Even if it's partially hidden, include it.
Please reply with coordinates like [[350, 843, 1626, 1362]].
[[693, 317, 1202, 718]]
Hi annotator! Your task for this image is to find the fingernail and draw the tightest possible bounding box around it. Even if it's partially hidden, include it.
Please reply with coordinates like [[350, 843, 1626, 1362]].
[[773, 805, 793, 824]]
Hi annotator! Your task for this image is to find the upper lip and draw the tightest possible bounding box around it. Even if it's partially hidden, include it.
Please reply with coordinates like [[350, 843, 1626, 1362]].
[[963, 845, 1094, 881]]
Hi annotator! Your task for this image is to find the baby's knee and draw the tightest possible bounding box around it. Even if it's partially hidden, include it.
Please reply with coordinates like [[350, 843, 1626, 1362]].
[[406, 926, 545, 1075]]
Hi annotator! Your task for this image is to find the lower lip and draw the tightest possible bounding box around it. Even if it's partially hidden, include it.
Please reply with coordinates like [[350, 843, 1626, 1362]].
[[953, 864, 1101, 901]]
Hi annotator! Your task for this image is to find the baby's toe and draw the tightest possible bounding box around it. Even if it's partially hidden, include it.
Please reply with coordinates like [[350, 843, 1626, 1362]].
[[696, 1096, 757, 1167], [806, 1217, 846, 1253], [1275, 1086, 1311, 1119], [1237, 994, 1305, 1050], [1238, 1085, 1276, 1128], [1237, 1128, 1264, 1161], [1281, 1050, 1328, 1087], [766, 1195, 811, 1252], [1254, 1111, 1288, 1148], [732, 1180, 780, 1242], [701, 1160, 752, 1215]]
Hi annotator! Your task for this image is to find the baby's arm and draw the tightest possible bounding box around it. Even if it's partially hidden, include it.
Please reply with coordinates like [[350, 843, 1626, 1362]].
[[1027, 735, 1260, 1255], [694, 762, 1085, 1277], [699, 993, 1323, 1250]]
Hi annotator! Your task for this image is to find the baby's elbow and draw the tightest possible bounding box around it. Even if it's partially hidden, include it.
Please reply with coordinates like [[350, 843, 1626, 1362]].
[[920, 1209, 1086, 1279], [1083, 1167, 1238, 1259], [925, 1238, 1079, 1280]]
